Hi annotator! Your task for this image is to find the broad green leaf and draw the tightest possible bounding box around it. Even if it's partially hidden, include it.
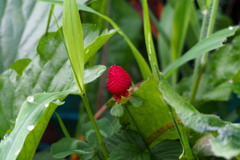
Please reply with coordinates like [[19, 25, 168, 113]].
[[0, 28, 108, 160], [10, 59, 32, 76], [129, 96, 143, 108], [108, 143, 151, 160], [0, 26, 110, 139], [39, 0, 151, 79], [106, 130, 150, 160], [63, 0, 85, 93], [120, 77, 178, 147], [0, 92, 70, 160], [163, 26, 239, 77], [84, 65, 106, 84], [0, 30, 76, 139], [0, 0, 62, 73], [142, 0, 159, 74], [159, 77, 240, 159], [82, 24, 117, 63], [151, 140, 182, 160], [51, 137, 94, 159]]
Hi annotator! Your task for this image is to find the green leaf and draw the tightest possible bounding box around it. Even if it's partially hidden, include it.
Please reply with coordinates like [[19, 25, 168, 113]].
[[151, 140, 182, 160], [159, 77, 240, 159], [0, 0, 62, 73], [0, 30, 76, 139], [33, 150, 60, 160], [142, 0, 159, 74], [106, 130, 150, 160], [39, 0, 151, 79], [0, 92, 70, 160], [84, 65, 106, 84], [158, 4, 174, 70], [170, 0, 192, 60], [129, 96, 143, 108], [63, 0, 85, 93], [110, 103, 124, 118], [51, 137, 94, 159], [83, 24, 117, 63], [163, 26, 239, 77], [10, 59, 32, 76], [82, 118, 113, 145], [108, 143, 151, 160], [120, 77, 178, 147], [0, 28, 108, 159], [192, 35, 240, 102]]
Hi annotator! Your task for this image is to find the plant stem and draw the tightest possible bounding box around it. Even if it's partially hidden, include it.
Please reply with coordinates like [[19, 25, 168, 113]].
[[81, 94, 109, 159], [155, 68, 194, 159], [45, 4, 55, 35], [190, 0, 219, 104], [87, 9, 151, 80]]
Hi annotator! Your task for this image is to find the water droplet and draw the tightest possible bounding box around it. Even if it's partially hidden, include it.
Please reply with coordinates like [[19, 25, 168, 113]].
[[45, 103, 49, 108], [52, 99, 64, 105], [202, 10, 207, 15], [27, 125, 35, 131], [4, 134, 9, 139], [27, 96, 34, 103], [15, 149, 20, 156], [228, 26, 233, 30]]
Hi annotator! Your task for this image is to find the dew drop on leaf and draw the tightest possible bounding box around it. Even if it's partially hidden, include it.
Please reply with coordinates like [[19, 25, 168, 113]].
[[27, 125, 35, 131], [3, 133, 9, 139], [228, 26, 233, 30], [45, 103, 49, 108], [27, 96, 34, 103], [15, 149, 20, 156]]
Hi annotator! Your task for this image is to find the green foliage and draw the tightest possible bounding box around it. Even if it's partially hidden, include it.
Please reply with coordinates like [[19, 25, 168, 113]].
[[163, 26, 239, 77], [110, 103, 124, 118], [51, 138, 95, 159], [0, 92, 69, 160], [159, 77, 240, 159], [62, 0, 85, 93], [151, 140, 182, 160], [0, 0, 62, 73], [120, 77, 178, 146]]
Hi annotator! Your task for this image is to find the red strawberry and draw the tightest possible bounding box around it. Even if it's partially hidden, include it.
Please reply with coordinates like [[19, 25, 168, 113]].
[[106, 65, 132, 102]]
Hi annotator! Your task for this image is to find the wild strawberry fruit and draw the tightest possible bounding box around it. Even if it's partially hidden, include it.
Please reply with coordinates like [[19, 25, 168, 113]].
[[106, 65, 132, 102]]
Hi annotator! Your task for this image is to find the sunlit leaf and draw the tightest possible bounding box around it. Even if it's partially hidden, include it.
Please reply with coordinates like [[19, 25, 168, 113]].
[[159, 77, 240, 159]]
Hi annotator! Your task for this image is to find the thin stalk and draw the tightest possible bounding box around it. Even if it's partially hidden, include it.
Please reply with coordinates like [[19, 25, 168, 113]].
[[55, 112, 71, 138], [90, 11, 151, 80], [45, 4, 55, 35], [168, 105, 194, 160], [81, 95, 109, 159], [156, 67, 194, 159], [52, 12, 109, 159], [190, 0, 219, 104]]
